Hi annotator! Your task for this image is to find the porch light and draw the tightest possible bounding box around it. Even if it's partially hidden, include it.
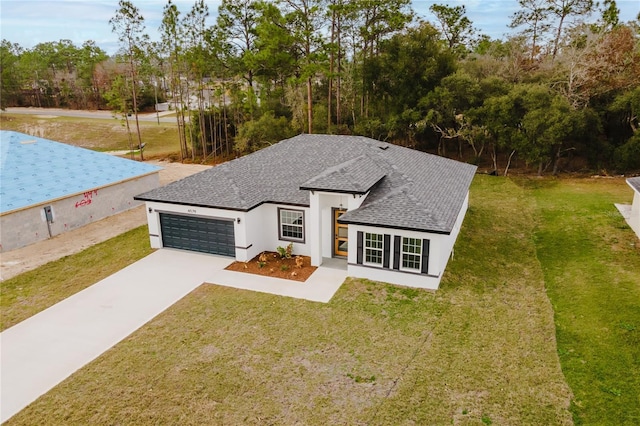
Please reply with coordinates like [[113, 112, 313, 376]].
[[237, 217, 241, 224]]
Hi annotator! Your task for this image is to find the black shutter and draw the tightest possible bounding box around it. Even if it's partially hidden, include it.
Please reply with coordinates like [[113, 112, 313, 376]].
[[421, 239, 430, 274], [356, 231, 363, 265], [383, 234, 391, 268], [393, 235, 401, 270]]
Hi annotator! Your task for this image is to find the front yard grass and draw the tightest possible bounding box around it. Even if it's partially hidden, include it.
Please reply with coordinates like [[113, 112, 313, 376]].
[[522, 177, 640, 425], [0, 226, 153, 331], [4, 176, 574, 425]]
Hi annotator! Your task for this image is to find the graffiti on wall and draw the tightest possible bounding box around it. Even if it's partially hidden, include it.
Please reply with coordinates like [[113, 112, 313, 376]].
[[75, 190, 98, 208]]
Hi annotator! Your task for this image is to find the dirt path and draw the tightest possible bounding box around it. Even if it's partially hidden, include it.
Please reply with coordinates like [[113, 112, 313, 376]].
[[0, 161, 211, 281]]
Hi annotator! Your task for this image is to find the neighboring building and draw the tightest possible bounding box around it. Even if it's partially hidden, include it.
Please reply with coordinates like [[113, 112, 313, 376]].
[[625, 177, 640, 239], [0, 131, 161, 252], [135, 134, 476, 290]]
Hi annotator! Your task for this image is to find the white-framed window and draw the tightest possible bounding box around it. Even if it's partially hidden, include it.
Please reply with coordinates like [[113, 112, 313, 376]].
[[365, 232, 384, 265], [279, 208, 304, 242], [401, 237, 421, 271]]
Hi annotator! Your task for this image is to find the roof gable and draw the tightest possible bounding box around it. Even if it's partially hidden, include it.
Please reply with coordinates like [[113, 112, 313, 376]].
[[300, 154, 386, 194]]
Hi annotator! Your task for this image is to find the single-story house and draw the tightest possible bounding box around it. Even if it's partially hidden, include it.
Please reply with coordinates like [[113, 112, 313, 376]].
[[0, 130, 161, 252], [625, 177, 640, 239], [135, 134, 476, 290]]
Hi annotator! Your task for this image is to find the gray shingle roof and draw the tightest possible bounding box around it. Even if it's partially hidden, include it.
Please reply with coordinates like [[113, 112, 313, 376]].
[[135, 134, 477, 234], [628, 177, 640, 193], [300, 154, 386, 194]]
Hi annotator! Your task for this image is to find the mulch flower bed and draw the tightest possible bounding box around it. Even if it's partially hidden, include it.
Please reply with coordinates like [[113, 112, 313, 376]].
[[225, 252, 317, 282]]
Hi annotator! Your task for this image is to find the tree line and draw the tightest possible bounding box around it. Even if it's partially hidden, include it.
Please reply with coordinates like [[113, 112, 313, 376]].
[[1, 0, 639, 172]]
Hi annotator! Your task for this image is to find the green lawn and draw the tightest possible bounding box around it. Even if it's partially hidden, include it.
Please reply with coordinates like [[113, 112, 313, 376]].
[[0, 226, 153, 331], [521, 177, 640, 425], [4, 176, 576, 425]]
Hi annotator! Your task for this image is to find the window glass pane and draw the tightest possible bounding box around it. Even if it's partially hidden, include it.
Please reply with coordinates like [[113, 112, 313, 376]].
[[401, 237, 421, 270], [281, 210, 302, 225], [280, 209, 304, 240], [365, 233, 383, 265]]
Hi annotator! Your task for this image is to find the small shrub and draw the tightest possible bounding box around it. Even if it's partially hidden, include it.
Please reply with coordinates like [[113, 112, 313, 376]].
[[481, 415, 492, 425], [276, 242, 293, 259], [257, 261, 266, 268], [280, 264, 290, 272]]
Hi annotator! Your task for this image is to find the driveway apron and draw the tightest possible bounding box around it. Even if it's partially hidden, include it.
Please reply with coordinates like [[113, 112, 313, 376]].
[[0, 249, 228, 423]]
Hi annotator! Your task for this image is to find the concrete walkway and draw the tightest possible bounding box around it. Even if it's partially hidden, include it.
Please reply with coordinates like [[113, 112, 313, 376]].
[[208, 260, 347, 303], [0, 249, 346, 422]]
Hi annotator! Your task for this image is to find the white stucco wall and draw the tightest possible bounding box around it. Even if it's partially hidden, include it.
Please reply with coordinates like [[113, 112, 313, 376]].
[[345, 191, 470, 291], [247, 204, 311, 258], [629, 189, 640, 238], [0, 172, 159, 253], [143, 201, 310, 260], [309, 191, 368, 266], [346, 224, 448, 290], [141, 189, 470, 292]]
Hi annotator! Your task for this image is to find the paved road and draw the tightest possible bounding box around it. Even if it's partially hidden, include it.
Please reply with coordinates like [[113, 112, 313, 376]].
[[4, 107, 177, 123]]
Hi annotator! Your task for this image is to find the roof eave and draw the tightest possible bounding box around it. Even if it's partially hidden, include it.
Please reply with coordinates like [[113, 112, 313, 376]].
[[337, 218, 452, 235], [299, 174, 385, 195], [132, 197, 310, 212], [299, 186, 368, 195]]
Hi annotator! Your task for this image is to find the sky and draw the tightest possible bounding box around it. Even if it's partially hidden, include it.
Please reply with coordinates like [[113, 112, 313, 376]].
[[1, 0, 639, 55]]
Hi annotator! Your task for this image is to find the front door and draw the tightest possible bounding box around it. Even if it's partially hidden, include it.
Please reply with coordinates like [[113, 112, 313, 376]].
[[334, 209, 348, 257]]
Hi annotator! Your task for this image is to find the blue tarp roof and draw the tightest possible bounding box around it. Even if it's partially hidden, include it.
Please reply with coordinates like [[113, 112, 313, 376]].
[[0, 130, 161, 213]]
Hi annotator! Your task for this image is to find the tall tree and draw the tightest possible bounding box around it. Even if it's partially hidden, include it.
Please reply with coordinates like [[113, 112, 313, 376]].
[[429, 3, 475, 56], [159, 0, 188, 160], [279, 0, 327, 134], [110, 0, 146, 160], [77, 41, 108, 108], [216, 0, 259, 90], [547, 0, 595, 58], [354, 0, 413, 118], [509, 0, 551, 61], [0, 40, 23, 109], [183, 0, 211, 159], [598, 0, 620, 30]]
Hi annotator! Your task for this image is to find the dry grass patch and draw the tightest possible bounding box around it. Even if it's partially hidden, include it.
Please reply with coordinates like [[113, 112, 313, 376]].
[[0, 113, 181, 159], [5, 176, 574, 425]]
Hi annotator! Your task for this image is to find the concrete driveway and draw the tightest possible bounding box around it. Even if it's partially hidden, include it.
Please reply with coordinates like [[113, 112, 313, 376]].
[[0, 249, 227, 423], [0, 249, 347, 422]]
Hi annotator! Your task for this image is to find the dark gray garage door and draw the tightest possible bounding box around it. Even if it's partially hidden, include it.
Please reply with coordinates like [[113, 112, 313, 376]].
[[160, 213, 235, 256]]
